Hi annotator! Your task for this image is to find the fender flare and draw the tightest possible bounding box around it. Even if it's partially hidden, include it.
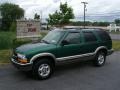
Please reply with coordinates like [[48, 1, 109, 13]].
[[94, 46, 107, 55], [29, 53, 56, 64]]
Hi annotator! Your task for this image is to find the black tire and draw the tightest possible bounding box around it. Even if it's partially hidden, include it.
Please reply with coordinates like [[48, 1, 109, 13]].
[[32, 58, 54, 80], [94, 51, 106, 67]]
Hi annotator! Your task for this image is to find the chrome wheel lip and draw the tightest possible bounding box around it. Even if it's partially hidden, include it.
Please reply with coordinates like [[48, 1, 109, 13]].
[[98, 54, 105, 65], [38, 64, 50, 77]]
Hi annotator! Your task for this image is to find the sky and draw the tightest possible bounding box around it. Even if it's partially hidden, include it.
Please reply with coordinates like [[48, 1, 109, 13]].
[[0, 0, 120, 21]]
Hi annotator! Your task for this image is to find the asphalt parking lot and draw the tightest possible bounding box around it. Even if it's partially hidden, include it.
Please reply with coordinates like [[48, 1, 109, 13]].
[[0, 51, 120, 90]]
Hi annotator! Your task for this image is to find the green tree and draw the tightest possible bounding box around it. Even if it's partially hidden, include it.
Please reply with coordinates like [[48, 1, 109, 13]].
[[47, 2, 74, 26], [34, 13, 40, 20], [0, 3, 24, 31], [92, 22, 110, 26], [115, 19, 120, 25]]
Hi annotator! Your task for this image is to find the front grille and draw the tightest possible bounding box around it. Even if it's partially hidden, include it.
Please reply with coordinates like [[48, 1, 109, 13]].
[[12, 50, 18, 60]]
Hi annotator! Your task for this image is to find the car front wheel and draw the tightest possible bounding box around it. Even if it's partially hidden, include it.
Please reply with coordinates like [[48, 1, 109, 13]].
[[32, 59, 54, 80]]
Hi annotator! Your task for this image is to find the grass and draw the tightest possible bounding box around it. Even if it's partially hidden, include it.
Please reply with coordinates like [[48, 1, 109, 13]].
[[112, 40, 120, 51], [0, 31, 15, 63], [0, 49, 11, 63]]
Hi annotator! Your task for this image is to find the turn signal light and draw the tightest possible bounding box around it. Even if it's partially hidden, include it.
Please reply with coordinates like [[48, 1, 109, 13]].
[[18, 59, 27, 64]]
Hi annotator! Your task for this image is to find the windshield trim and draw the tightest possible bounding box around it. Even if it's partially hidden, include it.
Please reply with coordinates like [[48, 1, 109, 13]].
[[41, 39, 50, 44]]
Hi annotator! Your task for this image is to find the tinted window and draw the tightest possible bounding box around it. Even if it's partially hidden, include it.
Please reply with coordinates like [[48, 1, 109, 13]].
[[96, 30, 111, 41], [83, 32, 97, 42], [64, 32, 80, 44]]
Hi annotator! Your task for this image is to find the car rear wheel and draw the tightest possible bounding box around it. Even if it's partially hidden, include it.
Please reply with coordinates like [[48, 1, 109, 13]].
[[32, 59, 54, 80], [94, 51, 106, 67]]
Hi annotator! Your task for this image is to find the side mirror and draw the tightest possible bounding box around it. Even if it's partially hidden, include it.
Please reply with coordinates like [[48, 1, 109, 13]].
[[61, 40, 69, 46]]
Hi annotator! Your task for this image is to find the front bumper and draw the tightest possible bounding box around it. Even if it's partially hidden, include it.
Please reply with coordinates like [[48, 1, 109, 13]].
[[107, 49, 114, 55], [11, 58, 33, 71]]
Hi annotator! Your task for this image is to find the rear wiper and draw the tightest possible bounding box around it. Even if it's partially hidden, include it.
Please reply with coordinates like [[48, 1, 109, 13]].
[[41, 40, 50, 44]]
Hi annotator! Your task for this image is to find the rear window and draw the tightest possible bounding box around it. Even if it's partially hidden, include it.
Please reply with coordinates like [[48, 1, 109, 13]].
[[96, 30, 111, 41], [83, 31, 97, 42]]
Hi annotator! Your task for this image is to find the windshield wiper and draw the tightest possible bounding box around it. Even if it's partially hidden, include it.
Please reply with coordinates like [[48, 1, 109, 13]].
[[41, 40, 50, 44]]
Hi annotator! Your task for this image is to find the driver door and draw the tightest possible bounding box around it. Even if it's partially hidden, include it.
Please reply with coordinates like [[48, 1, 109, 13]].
[[57, 32, 82, 58]]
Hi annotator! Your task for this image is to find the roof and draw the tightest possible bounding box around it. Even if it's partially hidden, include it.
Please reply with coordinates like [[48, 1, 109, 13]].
[[53, 28, 103, 32]]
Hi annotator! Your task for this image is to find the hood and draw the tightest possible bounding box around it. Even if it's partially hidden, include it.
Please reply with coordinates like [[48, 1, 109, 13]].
[[16, 42, 56, 55]]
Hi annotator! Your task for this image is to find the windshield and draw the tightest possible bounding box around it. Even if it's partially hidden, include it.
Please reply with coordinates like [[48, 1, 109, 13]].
[[42, 30, 65, 44]]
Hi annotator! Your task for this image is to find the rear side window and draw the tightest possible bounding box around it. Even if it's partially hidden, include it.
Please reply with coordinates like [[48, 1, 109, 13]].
[[64, 32, 80, 44], [83, 31, 97, 42], [96, 30, 111, 41]]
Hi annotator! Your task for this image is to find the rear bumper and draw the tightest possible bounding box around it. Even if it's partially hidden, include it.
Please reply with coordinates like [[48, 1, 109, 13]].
[[107, 49, 114, 55], [11, 58, 33, 71]]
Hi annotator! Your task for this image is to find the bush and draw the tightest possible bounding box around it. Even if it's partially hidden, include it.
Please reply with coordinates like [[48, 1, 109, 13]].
[[9, 22, 16, 32], [0, 31, 48, 50], [0, 32, 15, 50]]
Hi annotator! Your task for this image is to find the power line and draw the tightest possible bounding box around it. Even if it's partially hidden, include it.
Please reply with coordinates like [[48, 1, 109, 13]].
[[89, 13, 120, 16]]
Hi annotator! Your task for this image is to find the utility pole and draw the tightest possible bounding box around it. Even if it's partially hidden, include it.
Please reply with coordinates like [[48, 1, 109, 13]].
[[40, 11, 42, 24], [81, 2, 88, 28], [40, 11, 42, 30]]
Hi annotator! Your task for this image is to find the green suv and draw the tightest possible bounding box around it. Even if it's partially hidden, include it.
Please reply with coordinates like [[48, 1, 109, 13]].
[[11, 29, 114, 79]]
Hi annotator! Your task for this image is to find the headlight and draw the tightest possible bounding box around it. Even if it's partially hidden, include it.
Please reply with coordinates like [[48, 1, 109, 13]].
[[17, 53, 28, 64], [17, 53, 26, 59]]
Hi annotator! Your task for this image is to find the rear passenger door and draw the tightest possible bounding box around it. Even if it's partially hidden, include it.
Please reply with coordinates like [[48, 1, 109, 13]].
[[82, 31, 98, 54]]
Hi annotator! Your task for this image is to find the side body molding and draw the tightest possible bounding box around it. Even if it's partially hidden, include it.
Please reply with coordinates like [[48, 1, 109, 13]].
[[30, 53, 56, 63], [56, 46, 107, 61], [29, 46, 107, 63]]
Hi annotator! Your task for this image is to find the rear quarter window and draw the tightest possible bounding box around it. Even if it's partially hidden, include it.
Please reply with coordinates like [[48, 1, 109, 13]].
[[96, 30, 111, 41]]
